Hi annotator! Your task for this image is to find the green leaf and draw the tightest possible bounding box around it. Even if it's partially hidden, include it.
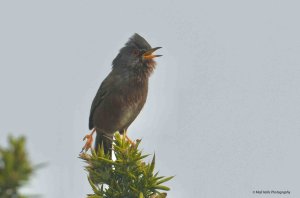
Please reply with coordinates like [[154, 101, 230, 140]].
[[149, 154, 156, 173], [97, 157, 116, 165], [153, 185, 170, 191], [87, 194, 103, 198], [139, 192, 145, 198], [156, 176, 174, 185], [88, 176, 100, 194]]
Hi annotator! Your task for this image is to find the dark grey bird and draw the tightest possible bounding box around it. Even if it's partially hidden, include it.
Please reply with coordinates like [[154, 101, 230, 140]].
[[81, 33, 162, 155]]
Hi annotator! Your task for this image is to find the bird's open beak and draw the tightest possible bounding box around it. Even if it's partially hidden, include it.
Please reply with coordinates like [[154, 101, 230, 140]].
[[143, 47, 162, 60]]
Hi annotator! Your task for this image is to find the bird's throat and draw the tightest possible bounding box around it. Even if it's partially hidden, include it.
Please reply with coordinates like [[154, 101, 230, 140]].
[[143, 60, 156, 78]]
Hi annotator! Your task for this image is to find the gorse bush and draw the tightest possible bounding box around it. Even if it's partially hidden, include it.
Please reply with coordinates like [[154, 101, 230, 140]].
[[80, 132, 173, 198], [0, 136, 34, 198]]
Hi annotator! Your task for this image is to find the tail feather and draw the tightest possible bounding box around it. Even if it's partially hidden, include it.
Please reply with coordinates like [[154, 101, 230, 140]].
[[94, 131, 113, 156]]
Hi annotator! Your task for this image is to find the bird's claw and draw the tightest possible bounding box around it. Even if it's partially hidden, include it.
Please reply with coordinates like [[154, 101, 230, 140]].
[[81, 129, 96, 153], [126, 135, 136, 146]]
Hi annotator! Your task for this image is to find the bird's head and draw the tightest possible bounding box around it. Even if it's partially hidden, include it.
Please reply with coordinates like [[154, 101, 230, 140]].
[[112, 33, 162, 76]]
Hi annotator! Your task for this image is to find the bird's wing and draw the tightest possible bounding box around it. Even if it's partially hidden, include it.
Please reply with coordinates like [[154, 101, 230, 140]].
[[89, 72, 114, 130]]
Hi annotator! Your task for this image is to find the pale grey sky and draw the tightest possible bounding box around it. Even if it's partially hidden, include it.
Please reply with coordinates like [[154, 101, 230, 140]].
[[0, 0, 300, 197]]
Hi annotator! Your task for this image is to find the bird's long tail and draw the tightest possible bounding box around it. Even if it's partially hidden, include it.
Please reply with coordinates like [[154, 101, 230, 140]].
[[94, 130, 113, 156]]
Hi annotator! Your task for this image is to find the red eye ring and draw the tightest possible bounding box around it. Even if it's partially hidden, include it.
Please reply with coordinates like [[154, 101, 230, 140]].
[[133, 49, 139, 56]]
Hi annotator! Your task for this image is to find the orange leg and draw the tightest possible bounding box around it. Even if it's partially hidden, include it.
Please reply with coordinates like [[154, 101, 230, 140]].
[[121, 129, 135, 145], [81, 128, 96, 153], [125, 135, 135, 145]]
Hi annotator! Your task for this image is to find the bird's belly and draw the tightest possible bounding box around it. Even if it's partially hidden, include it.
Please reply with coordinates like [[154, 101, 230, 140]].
[[93, 99, 144, 133], [119, 102, 142, 127]]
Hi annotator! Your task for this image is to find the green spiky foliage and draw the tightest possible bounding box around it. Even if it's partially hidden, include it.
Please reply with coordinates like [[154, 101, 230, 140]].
[[80, 132, 173, 198], [0, 135, 34, 198]]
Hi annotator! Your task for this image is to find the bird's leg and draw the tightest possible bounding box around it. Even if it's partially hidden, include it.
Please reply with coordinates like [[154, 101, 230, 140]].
[[122, 129, 135, 146], [81, 128, 96, 153], [126, 135, 135, 145]]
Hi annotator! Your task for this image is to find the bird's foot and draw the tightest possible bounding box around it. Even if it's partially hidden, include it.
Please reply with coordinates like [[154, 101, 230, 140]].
[[121, 130, 138, 146], [125, 135, 136, 146], [81, 128, 96, 153]]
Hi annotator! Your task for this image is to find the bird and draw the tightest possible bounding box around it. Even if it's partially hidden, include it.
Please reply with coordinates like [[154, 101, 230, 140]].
[[81, 33, 162, 155]]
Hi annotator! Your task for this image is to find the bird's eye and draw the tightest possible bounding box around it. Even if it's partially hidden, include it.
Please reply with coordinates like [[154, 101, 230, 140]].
[[132, 49, 139, 56]]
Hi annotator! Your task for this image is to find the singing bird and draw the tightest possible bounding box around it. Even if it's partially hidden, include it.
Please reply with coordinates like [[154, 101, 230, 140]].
[[82, 33, 162, 154]]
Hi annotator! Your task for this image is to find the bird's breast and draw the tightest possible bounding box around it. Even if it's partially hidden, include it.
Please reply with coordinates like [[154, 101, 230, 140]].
[[110, 85, 147, 131], [93, 79, 148, 132]]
